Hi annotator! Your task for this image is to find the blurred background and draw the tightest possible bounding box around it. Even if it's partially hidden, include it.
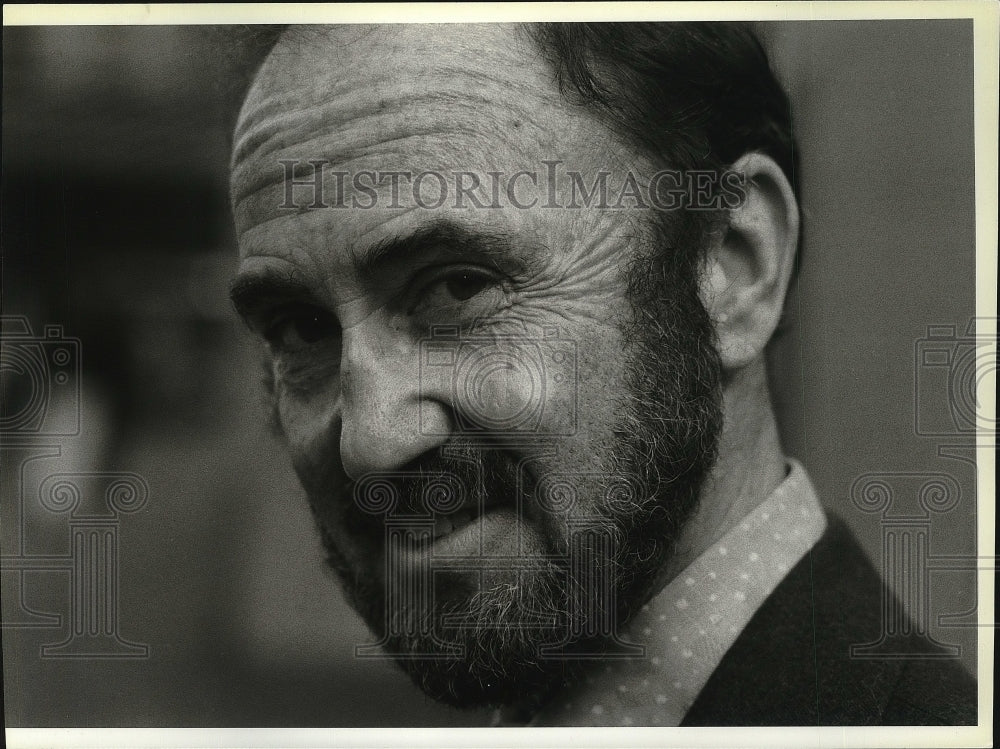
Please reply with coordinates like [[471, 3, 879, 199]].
[[2, 20, 979, 726]]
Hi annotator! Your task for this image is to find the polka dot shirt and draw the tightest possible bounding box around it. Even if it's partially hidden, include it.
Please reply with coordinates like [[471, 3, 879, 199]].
[[496, 460, 827, 727]]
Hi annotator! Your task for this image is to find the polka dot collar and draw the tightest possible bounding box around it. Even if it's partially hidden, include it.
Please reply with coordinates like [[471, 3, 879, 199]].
[[498, 459, 827, 727]]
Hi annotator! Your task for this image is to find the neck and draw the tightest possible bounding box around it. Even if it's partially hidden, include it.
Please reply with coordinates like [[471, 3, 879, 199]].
[[502, 359, 788, 723], [655, 357, 787, 591]]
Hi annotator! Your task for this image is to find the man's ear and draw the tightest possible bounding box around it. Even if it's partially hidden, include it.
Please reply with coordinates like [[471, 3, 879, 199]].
[[701, 152, 800, 371]]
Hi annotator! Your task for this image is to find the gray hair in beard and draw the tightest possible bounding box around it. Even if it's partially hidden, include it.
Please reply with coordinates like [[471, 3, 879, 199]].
[[304, 209, 725, 712]]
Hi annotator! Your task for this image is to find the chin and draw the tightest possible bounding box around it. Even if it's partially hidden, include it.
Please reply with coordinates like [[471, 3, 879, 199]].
[[383, 563, 580, 711], [319, 511, 591, 709]]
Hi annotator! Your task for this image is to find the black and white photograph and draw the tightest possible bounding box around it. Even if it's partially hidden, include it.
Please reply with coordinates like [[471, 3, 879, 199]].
[[2, 3, 995, 747]]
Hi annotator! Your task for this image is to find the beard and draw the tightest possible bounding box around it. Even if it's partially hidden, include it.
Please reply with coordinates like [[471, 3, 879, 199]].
[[301, 212, 723, 712]]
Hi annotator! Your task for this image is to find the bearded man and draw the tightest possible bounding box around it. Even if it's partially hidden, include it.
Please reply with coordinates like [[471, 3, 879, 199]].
[[228, 22, 976, 726]]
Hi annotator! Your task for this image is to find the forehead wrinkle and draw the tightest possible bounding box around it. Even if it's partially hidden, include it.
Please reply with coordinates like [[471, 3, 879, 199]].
[[232, 90, 547, 210], [233, 63, 546, 166], [233, 128, 514, 231], [232, 28, 569, 208]]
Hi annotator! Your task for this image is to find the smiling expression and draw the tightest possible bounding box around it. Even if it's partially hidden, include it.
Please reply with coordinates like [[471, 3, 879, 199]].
[[230, 24, 722, 708]]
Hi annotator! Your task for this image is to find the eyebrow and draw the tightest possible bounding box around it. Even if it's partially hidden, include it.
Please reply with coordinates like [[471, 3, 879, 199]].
[[230, 219, 548, 319], [353, 219, 542, 280], [229, 271, 323, 322]]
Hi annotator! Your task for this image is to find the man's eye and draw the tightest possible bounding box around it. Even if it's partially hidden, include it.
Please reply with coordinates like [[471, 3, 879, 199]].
[[443, 270, 495, 301], [414, 267, 501, 315], [263, 306, 339, 352]]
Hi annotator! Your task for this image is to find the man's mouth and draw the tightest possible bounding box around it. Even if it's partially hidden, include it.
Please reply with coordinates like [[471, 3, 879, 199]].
[[433, 508, 477, 540], [431, 496, 508, 541], [368, 446, 537, 547]]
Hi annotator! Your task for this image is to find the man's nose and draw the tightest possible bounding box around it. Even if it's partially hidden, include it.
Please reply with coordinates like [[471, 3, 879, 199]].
[[338, 319, 449, 479]]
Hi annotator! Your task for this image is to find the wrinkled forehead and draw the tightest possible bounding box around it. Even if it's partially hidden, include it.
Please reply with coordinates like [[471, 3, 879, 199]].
[[228, 23, 643, 252], [229, 24, 599, 221], [244, 23, 536, 99], [232, 23, 552, 164], [230, 24, 642, 268]]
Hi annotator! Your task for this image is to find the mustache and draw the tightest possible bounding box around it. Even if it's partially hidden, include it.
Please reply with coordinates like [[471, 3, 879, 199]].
[[347, 442, 531, 520]]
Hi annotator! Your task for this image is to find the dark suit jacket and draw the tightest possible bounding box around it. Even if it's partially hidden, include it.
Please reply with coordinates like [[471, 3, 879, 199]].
[[682, 515, 977, 725]]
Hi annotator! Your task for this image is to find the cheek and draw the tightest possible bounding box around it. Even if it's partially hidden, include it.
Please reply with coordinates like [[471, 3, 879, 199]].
[[529, 322, 630, 521], [279, 393, 371, 561], [560, 321, 627, 444], [275, 382, 343, 487], [444, 336, 579, 436]]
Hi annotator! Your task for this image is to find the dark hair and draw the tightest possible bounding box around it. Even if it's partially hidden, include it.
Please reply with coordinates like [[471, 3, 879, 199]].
[[228, 23, 800, 281], [528, 22, 802, 322], [229, 23, 796, 188], [528, 22, 798, 197], [214, 24, 288, 148]]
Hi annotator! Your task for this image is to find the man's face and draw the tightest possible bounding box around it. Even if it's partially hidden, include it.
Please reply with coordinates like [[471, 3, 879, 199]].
[[231, 25, 721, 709]]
